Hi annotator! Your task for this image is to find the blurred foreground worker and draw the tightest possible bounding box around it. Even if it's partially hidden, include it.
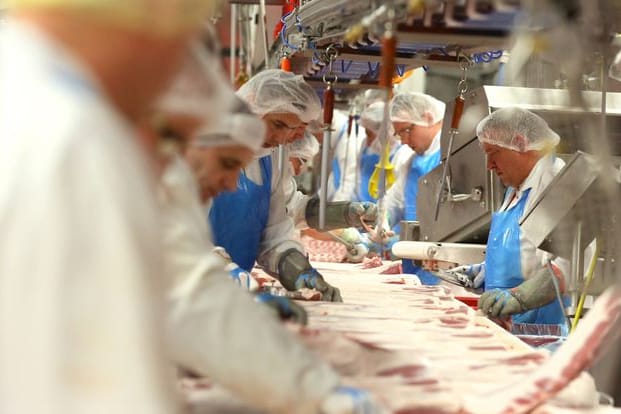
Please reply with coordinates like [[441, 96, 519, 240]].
[[0, 0, 217, 413], [382, 92, 445, 284], [453, 107, 567, 326], [156, 63, 386, 413], [209, 70, 348, 302]]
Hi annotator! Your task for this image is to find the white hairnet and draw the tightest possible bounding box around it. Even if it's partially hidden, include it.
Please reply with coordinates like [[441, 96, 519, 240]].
[[360, 101, 385, 133], [390, 92, 446, 126], [194, 97, 266, 152], [4, 0, 220, 35], [158, 42, 236, 128], [288, 131, 319, 160], [610, 49, 621, 81], [476, 107, 560, 153], [236, 69, 321, 123]]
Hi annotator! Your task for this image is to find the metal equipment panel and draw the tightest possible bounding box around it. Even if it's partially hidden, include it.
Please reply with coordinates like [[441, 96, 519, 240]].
[[418, 138, 503, 242]]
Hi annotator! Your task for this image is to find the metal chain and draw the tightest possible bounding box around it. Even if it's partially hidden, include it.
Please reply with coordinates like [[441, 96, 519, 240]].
[[322, 44, 339, 84], [457, 54, 473, 96]]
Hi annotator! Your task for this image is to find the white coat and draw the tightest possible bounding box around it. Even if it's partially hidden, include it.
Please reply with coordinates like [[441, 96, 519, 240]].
[[0, 21, 177, 414], [160, 155, 340, 414]]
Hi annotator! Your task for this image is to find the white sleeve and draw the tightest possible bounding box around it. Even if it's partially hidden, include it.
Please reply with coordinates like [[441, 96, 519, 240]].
[[161, 160, 340, 414], [0, 125, 178, 414], [256, 157, 307, 274], [283, 155, 312, 230], [384, 153, 413, 228]]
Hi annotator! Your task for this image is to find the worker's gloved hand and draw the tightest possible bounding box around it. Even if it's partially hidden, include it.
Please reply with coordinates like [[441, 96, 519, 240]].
[[346, 202, 377, 228], [279, 249, 344, 302], [479, 266, 562, 318], [295, 269, 343, 302], [320, 386, 387, 414], [478, 288, 524, 318], [254, 292, 308, 325], [225, 263, 259, 291], [449, 263, 485, 289], [306, 197, 376, 231]]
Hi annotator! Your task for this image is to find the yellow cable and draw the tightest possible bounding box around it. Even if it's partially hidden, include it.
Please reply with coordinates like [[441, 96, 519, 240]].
[[570, 240, 599, 334]]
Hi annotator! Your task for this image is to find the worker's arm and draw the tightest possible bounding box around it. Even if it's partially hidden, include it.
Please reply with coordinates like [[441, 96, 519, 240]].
[[331, 127, 359, 202], [478, 265, 564, 318], [161, 160, 342, 413], [257, 161, 342, 301]]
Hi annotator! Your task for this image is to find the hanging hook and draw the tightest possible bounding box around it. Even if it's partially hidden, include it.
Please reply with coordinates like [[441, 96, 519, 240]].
[[322, 44, 339, 85], [456, 54, 473, 96]]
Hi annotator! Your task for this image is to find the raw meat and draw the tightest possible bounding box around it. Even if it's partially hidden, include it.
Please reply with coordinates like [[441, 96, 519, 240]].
[[463, 286, 621, 414], [361, 256, 383, 268], [300, 235, 347, 262], [380, 262, 403, 274]]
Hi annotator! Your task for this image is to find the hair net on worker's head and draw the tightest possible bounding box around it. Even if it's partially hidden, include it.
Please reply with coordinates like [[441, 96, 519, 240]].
[[390, 92, 446, 126], [360, 101, 387, 133], [609, 50, 621, 81], [236, 69, 321, 123], [4, 0, 222, 35], [193, 97, 266, 152], [476, 107, 560, 153], [288, 131, 319, 160], [158, 41, 236, 128]]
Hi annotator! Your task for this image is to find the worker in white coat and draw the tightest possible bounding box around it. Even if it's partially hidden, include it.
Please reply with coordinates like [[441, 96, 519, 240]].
[[155, 60, 386, 413], [284, 130, 320, 226], [0, 1, 217, 413], [382, 92, 446, 284], [354, 101, 413, 203], [449, 107, 568, 326], [209, 70, 376, 301]]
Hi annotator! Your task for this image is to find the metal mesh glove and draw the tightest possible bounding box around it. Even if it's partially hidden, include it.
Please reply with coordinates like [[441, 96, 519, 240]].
[[278, 249, 343, 302], [478, 266, 561, 318], [254, 292, 308, 325], [320, 386, 387, 414], [306, 197, 377, 230]]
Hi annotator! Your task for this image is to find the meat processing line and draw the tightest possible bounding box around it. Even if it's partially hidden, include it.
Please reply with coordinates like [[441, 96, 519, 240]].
[[205, 0, 621, 411]]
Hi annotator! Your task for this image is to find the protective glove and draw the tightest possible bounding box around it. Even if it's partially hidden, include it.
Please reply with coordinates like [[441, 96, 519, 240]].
[[295, 269, 343, 302], [320, 386, 387, 414], [306, 197, 377, 230], [478, 289, 523, 318], [346, 202, 377, 228], [278, 249, 343, 302], [478, 266, 563, 318], [254, 292, 308, 325], [226, 264, 259, 291], [448, 263, 485, 289]]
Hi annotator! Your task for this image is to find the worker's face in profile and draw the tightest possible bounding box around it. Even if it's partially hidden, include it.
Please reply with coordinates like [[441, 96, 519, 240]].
[[481, 143, 526, 187], [185, 145, 254, 202], [394, 121, 426, 154], [262, 113, 305, 147]]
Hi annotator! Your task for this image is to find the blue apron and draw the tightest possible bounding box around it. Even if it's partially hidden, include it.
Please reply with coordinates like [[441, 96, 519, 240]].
[[485, 188, 566, 325], [358, 144, 402, 202], [209, 156, 272, 271], [401, 150, 441, 285]]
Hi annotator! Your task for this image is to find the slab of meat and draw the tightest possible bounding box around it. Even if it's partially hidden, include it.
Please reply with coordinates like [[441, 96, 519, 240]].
[[463, 286, 621, 414], [300, 236, 347, 262], [361, 256, 384, 268]]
